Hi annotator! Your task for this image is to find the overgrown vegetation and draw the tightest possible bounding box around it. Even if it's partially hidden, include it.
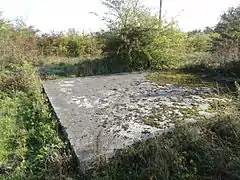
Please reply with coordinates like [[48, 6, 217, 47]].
[[0, 0, 240, 179], [37, 30, 102, 58], [88, 114, 240, 180], [36, 1, 239, 78], [0, 18, 75, 179], [0, 66, 76, 179], [148, 73, 214, 88]]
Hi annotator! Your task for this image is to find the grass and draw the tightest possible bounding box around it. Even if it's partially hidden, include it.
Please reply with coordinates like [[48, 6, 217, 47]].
[[1, 65, 240, 179], [148, 72, 215, 88], [84, 111, 240, 180], [148, 71, 238, 98], [1, 62, 239, 179], [39, 56, 132, 80], [0, 65, 76, 179], [1, 15, 240, 179]]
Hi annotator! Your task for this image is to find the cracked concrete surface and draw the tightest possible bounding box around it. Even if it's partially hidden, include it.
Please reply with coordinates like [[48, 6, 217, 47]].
[[43, 72, 229, 171]]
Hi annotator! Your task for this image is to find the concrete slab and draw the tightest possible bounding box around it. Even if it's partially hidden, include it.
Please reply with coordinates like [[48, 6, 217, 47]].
[[43, 72, 225, 171]]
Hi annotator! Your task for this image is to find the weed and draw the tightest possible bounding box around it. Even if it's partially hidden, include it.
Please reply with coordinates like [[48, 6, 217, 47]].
[[148, 72, 215, 88], [143, 120, 163, 128], [0, 66, 76, 179], [179, 107, 200, 118], [86, 110, 240, 180]]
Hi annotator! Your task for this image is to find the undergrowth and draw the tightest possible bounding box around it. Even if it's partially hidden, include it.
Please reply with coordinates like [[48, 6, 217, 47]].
[[80, 78, 240, 180], [0, 3, 239, 179], [85, 110, 240, 180], [0, 64, 75, 179]]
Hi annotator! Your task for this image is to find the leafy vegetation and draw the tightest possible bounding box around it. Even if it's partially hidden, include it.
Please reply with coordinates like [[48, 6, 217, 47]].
[[0, 19, 75, 179], [37, 31, 102, 58], [0, 66, 78, 179], [184, 5, 240, 74], [99, 0, 187, 70], [0, 1, 240, 179]]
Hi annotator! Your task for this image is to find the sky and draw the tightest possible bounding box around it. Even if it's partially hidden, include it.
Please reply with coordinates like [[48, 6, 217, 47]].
[[0, 0, 239, 33]]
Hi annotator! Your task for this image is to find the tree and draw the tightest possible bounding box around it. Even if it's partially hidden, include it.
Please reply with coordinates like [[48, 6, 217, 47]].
[[186, 30, 212, 52], [214, 5, 240, 40], [101, 0, 153, 69], [212, 5, 240, 61], [101, 0, 186, 70], [203, 26, 214, 34], [102, 0, 150, 30]]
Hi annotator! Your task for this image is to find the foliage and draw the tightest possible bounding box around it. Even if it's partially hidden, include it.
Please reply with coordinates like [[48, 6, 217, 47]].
[[212, 5, 240, 65], [37, 30, 103, 58], [102, 0, 149, 30], [147, 23, 186, 69], [0, 19, 38, 70], [1, 2, 240, 179], [186, 31, 213, 52], [0, 70, 74, 179], [101, 0, 186, 71], [0, 18, 75, 179], [0, 63, 39, 93]]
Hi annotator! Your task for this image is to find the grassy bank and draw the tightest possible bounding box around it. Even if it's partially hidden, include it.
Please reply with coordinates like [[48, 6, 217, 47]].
[[0, 64, 75, 179]]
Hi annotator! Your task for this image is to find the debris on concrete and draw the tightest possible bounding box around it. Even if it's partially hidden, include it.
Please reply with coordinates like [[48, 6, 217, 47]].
[[43, 72, 230, 171]]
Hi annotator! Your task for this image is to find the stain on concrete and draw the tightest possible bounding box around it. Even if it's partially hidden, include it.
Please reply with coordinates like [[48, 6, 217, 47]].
[[43, 72, 229, 171]]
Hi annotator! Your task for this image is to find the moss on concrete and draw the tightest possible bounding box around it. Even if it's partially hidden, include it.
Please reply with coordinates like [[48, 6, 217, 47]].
[[148, 72, 215, 88]]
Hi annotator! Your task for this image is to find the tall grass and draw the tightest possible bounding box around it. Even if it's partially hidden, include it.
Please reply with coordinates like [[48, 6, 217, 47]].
[[0, 64, 76, 179], [0, 20, 75, 179]]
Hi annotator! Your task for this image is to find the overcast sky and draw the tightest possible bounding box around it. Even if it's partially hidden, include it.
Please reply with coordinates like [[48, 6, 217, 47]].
[[1, 0, 239, 33]]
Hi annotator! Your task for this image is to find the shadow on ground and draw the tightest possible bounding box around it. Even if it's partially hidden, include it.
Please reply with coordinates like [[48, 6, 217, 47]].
[[177, 60, 240, 93], [39, 55, 239, 95], [39, 56, 134, 79]]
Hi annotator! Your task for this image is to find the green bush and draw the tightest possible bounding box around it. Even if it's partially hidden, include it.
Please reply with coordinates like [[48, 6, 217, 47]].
[[0, 17, 74, 179], [147, 22, 186, 69], [101, 0, 187, 71], [0, 20, 38, 70], [186, 32, 213, 53], [37, 32, 103, 58]]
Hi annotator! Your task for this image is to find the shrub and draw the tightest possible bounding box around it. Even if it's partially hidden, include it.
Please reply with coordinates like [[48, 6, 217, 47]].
[[0, 19, 38, 70], [0, 63, 39, 93], [37, 31, 103, 58], [147, 22, 186, 69], [186, 32, 213, 53], [101, 0, 186, 71]]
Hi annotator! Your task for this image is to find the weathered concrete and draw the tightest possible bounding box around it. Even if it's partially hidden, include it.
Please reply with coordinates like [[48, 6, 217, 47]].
[[43, 72, 229, 171]]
